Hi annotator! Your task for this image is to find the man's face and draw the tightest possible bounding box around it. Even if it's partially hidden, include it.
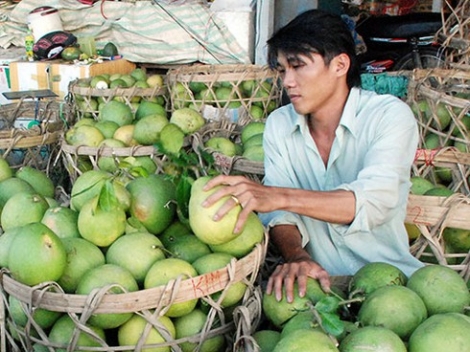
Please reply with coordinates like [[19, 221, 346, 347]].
[[276, 52, 343, 116]]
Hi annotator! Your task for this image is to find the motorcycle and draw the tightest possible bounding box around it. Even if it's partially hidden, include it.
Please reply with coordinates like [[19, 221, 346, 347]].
[[344, 4, 446, 73]]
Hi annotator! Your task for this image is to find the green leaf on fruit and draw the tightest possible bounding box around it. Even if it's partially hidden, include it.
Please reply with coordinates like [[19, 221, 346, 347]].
[[315, 296, 341, 314], [98, 180, 119, 212], [317, 311, 344, 337]]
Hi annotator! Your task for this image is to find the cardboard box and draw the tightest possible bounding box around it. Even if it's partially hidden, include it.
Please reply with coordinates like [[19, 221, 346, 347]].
[[9, 59, 136, 100]]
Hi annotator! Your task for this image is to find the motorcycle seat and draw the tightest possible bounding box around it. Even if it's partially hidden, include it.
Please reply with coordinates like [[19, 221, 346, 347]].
[[356, 12, 443, 39]]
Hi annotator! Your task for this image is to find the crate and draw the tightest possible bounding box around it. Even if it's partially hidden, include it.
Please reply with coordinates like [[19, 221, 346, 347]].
[[167, 64, 282, 123], [0, 237, 267, 352]]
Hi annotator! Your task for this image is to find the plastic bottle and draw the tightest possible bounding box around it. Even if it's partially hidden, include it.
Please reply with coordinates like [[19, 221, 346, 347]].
[[25, 29, 34, 62]]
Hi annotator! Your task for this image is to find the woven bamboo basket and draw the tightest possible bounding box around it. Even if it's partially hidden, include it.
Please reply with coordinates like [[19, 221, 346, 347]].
[[191, 120, 265, 183], [407, 68, 470, 152], [166, 64, 282, 123], [68, 78, 168, 121], [0, 99, 70, 188], [0, 236, 268, 352], [406, 193, 470, 280]]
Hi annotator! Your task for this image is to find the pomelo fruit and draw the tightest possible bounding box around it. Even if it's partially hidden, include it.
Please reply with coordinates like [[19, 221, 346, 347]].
[[8, 295, 61, 329], [192, 252, 247, 308], [113, 124, 137, 146], [170, 107, 205, 134], [423, 186, 454, 197], [241, 122, 265, 144], [146, 74, 165, 88], [243, 145, 265, 162], [75, 263, 138, 329], [189, 176, 242, 245], [0, 177, 35, 207], [442, 227, 470, 252], [65, 125, 104, 147], [41, 206, 80, 239], [358, 285, 428, 339], [0, 226, 23, 267], [159, 122, 185, 154], [122, 155, 158, 175], [132, 113, 169, 145], [164, 233, 211, 264], [15, 165, 55, 198], [243, 133, 264, 150], [130, 68, 147, 82], [188, 81, 207, 94], [408, 313, 470, 352], [410, 176, 435, 195], [0, 157, 13, 182], [348, 262, 408, 297], [106, 232, 165, 285], [280, 310, 323, 339], [159, 220, 193, 247], [118, 314, 175, 352], [8, 222, 67, 286], [209, 212, 264, 258], [272, 329, 339, 352], [94, 120, 120, 139], [339, 326, 407, 352], [262, 278, 326, 328], [406, 264, 470, 315], [135, 100, 167, 120], [205, 136, 237, 157], [99, 100, 133, 127], [70, 170, 110, 211], [77, 195, 127, 247], [58, 237, 105, 293], [126, 174, 176, 235], [1, 192, 49, 230], [173, 308, 225, 352], [144, 257, 198, 317], [253, 330, 281, 352], [74, 117, 96, 127], [48, 315, 106, 352]]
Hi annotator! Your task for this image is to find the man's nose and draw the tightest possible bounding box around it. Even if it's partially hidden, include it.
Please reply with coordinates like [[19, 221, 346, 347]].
[[282, 70, 295, 88]]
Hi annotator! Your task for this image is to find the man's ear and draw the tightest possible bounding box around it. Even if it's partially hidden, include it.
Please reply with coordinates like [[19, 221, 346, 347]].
[[332, 53, 350, 77]]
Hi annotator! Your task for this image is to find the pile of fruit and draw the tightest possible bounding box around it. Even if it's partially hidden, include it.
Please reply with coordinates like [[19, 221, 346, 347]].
[[254, 262, 470, 352]]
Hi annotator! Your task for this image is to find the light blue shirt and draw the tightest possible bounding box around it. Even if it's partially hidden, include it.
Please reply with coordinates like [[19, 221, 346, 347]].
[[259, 87, 424, 277]]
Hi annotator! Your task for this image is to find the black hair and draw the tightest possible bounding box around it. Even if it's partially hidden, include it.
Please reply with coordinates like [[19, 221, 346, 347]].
[[267, 9, 361, 89]]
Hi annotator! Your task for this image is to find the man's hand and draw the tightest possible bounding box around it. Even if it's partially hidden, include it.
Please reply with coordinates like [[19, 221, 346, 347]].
[[266, 259, 331, 303]]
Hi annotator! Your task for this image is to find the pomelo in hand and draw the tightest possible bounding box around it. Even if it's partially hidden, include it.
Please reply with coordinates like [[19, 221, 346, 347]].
[[106, 231, 165, 285], [349, 262, 407, 297], [118, 314, 175, 352], [406, 264, 470, 315], [144, 258, 198, 317], [76, 263, 138, 329], [358, 285, 427, 339], [408, 313, 470, 352], [58, 237, 105, 293], [189, 176, 242, 245], [8, 222, 67, 286], [339, 326, 407, 352], [1, 192, 49, 230], [272, 329, 339, 352]]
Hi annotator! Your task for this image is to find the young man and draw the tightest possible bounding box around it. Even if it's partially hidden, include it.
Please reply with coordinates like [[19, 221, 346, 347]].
[[201, 9, 423, 302]]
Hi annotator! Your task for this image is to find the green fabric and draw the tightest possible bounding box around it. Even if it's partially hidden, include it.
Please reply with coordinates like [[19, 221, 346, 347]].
[[361, 73, 409, 98]]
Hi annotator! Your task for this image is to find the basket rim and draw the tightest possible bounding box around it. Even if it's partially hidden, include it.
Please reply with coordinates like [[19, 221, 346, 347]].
[[69, 79, 167, 97], [1, 236, 268, 314], [61, 140, 163, 157]]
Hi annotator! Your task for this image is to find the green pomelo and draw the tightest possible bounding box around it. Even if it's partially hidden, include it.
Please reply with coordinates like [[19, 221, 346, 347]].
[[8, 295, 61, 329], [0, 226, 23, 267], [126, 174, 176, 235], [408, 313, 470, 352], [423, 187, 454, 197], [189, 81, 207, 94], [159, 122, 185, 155], [249, 105, 265, 120], [433, 166, 453, 184], [74, 117, 96, 127], [164, 233, 211, 263], [120, 74, 136, 87], [58, 237, 105, 293], [431, 103, 452, 130], [76, 263, 138, 329], [106, 232, 165, 285], [209, 212, 264, 258], [118, 314, 175, 352], [339, 326, 407, 352], [8, 222, 67, 286], [189, 176, 242, 245], [122, 155, 157, 175], [144, 258, 198, 317], [159, 220, 193, 247], [15, 165, 55, 198], [349, 262, 408, 297], [192, 252, 247, 308], [48, 315, 106, 352], [262, 278, 325, 328], [406, 264, 470, 315], [243, 133, 264, 150], [170, 107, 206, 134], [358, 285, 428, 339], [41, 206, 80, 239], [70, 170, 110, 211], [0, 177, 35, 207], [130, 68, 147, 82], [410, 176, 435, 195], [205, 136, 237, 157], [0, 157, 13, 182], [280, 310, 323, 339], [174, 308, 225, 352], [242, 145, 265, 162], [135, 100, 167, 120], [146, 74, 164, 88], [442, 227, 470, 252], [1, 192, 49, 230], [65, 125, 104, 147], [99, 100, 133, 127], [272, 329, 339, 352], [77, 196, 127, 247], [132, 114, 169, 145], [253, 330, 281, 352], [113, 124, 137, 146], [94, 120, 120, 139], [241, 121, 265, 144]]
